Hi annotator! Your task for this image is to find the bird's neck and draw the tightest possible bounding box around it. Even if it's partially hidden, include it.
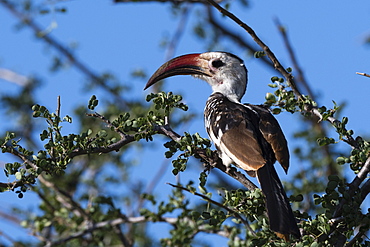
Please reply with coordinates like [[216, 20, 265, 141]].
[[209, 81, 245, 104], [210, 91, 241, 104]]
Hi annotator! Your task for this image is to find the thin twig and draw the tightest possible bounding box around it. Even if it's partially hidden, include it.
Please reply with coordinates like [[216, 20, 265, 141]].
[[356, 72, 370, 78], [68, 134, 136, 158], [165, 5, 192, 61], [153, 124, 182, 142], [0, 1, 100, 83], [56, 96, 61, 119], [113, 224, 132, 247], [38, 175, 90, 220], [206, 6, 273, 70], [86, 112, 126, 138], [46, 216, 177, 246], [0, 210, 22, 225], [0, 68, 30, 86], [274, 18, 314, 98], [5, 145, 37, 169], [204, 0, 301, 97], [274, 18, 339, 175], [32, 187, 57, 213], [167, 182, 256, 236], [0, 181, 19, 190], [68, 112, 137, 158], [0, 1, 128, 107], [0, 230, 18, 245]]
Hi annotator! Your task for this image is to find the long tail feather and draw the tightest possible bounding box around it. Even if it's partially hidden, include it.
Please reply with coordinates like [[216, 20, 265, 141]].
[[257, 164, 300, 239]]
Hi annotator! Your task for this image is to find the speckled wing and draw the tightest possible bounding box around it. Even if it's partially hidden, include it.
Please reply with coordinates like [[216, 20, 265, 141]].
[[245, 104, 290, 173], [205, 93, 270, 173]]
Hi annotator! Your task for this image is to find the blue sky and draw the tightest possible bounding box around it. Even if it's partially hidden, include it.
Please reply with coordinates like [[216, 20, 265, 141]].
[[1, 0, 370, 245]]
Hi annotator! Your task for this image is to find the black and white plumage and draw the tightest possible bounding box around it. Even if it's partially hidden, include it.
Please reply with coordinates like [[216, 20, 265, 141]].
[[205, 93, 288, 174], [145, 52, 300, 239]]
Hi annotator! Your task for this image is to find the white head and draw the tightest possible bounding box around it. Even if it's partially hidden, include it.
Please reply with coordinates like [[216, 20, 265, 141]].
[[145, 51, 248, 103]]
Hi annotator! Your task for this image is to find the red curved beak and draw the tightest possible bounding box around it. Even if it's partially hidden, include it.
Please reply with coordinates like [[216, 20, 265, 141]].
[[144, 53, 212, 90]]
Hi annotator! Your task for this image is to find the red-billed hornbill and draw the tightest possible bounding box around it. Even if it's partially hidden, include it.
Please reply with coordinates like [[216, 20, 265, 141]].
[[144, 52, 300, 239]]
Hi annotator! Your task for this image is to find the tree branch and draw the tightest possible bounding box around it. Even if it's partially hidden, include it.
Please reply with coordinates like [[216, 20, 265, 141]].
[[0, 68, 30, 86], [331, 157, 370, 225], [273, 18, 314, 98], [68, 134, 136, 158], [0, 1, 100, 83], [204, 0, 301, 97], [356, 72, 370, 78], [44, 216, 140, 246], [165, 5, 192, 61], [68, 116, 256, 193], [0, 1, 129, 107], [45, 214, 232, 246], [37, 175, 90, 221], [206, 6, 273, 70], [86, 112, 126, 138], [0, 181, 19, 190], [154, 123, 258, 191], [168, 183, 256, 236]]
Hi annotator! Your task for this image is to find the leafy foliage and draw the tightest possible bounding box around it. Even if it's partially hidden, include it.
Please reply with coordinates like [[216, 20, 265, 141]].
[[0, 0, 369, 246]]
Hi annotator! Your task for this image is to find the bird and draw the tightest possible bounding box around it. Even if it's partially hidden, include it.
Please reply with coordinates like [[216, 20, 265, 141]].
[[144, 51, 300, 240]]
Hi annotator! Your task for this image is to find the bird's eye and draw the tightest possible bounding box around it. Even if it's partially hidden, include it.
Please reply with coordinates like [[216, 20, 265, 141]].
[[211, 59, 225, 68]]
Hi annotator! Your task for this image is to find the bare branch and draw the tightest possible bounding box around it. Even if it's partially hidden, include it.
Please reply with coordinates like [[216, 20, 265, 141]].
[[45, 212, 242, 246], [274, 18, 315, 98], [0, 230, 18, 245], [195, 147, 258, 191], [0, 209, 22, 225], [204, 0, 301, 97], [356, 72, 370, 78], [45, 215, 180, 246], [0, 1, 129, 107], [206, 7, 273, 70], [165, 5, 193, 61], [0, 68, 30, 86], [38, 175, 90, 220], [56, 96, 61, 120], [113, 224, 132, 247], [0, 1, 100, 83]]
